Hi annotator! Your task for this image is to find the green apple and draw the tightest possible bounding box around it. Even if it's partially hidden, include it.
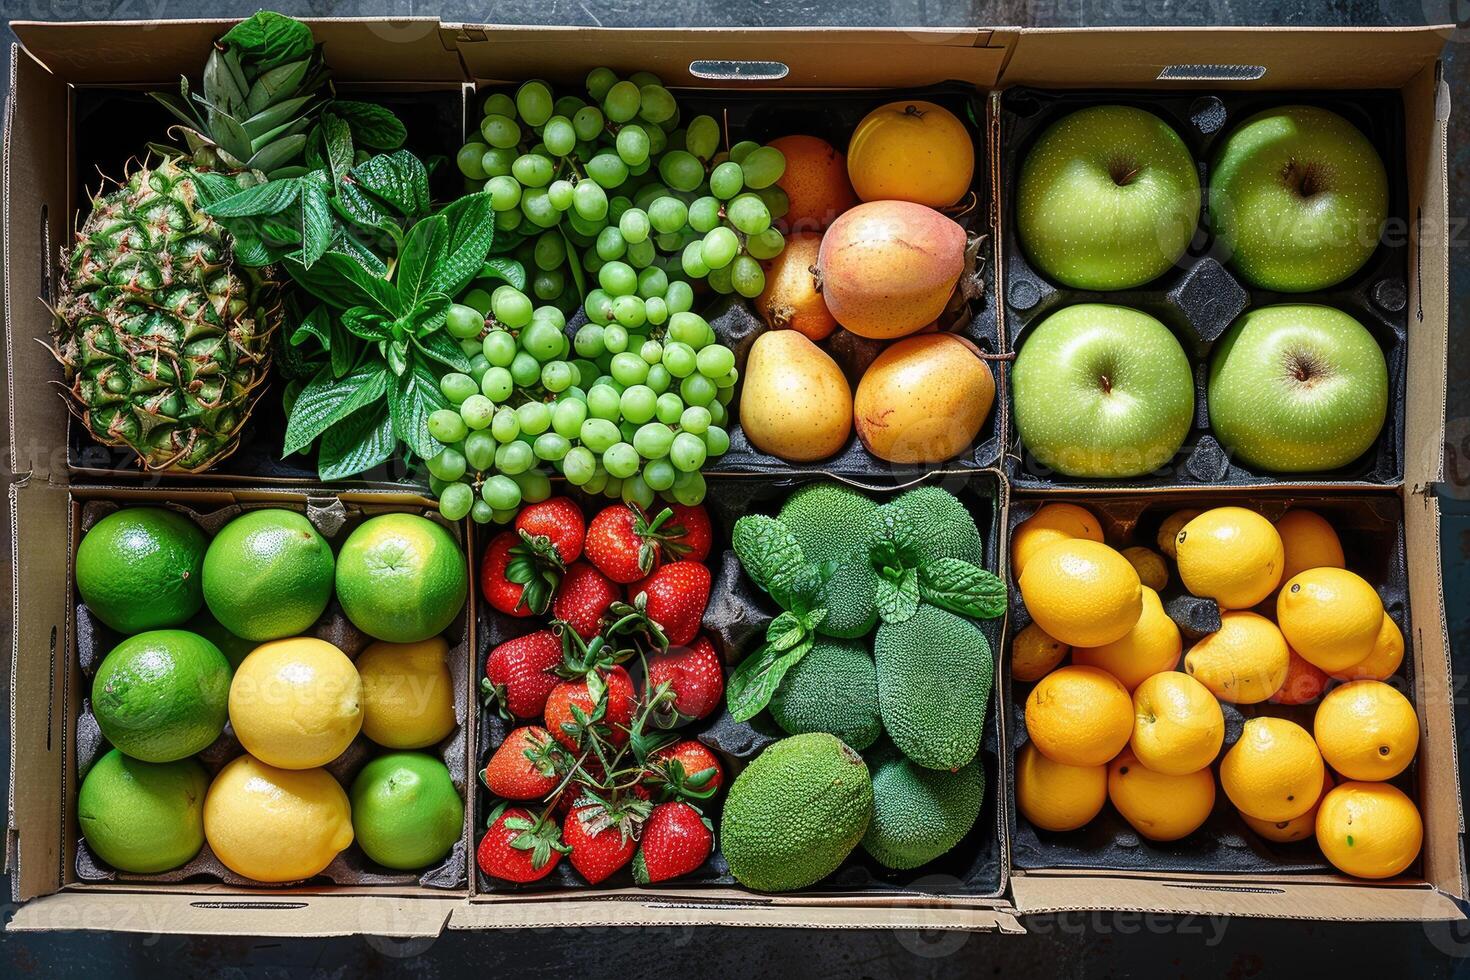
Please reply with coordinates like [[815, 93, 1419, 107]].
[[1016, 105, 1201, 291], [1207, 304, 1387, 472], [1012, 304, 1195, 478], [1210, 105, 1388, 292]]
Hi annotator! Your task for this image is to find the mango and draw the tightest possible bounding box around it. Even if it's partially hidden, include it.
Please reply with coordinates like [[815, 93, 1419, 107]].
[[740, 330, 852, 462], [846, 100, 975, 208], [854, 333, 994, 464]]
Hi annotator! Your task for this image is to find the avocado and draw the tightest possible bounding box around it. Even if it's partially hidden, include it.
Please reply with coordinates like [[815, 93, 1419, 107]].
[[768, 638, 882, 750], [861, 742, 985, 869], [874, 603, 993, 770]]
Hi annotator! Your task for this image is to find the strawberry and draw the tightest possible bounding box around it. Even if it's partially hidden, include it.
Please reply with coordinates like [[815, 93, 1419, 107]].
[[481, 531, 535, 617], [646, 636, 724, 725], [632, 561, 711, 647], [544, 665, 636, 750], [515, 497, 586, 564], [584, 504, 656, 584], [483, 726, 563, 800], [631, 801, 713, 884], [553, 562, 619, 640], [483, 630, 563, 719], [661, 504, 712, 564], [649, 739, 725, 798], [477, 806, 567, 883], [563, 794, 652, 885]]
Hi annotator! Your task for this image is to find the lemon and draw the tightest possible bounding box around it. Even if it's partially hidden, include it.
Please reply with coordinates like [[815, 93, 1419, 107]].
[[1024, 664, 1133, 767], [357, 637, 458, 750], [1220, 717, 1324, 822], [1015, 742, 1107, 832], [1183, 611, 1290, 704], [229, 638, 363, 769], [1010, 622, 1069, 683], [1011, 503, 1103, 578], [1019, 539, 1141, 648], [1121, 546, 1168, 591], [204, 755, 354, 882], [1330, 613, 1404, 681], [1108, 749, 1215, 841], [1276, 567, 1383, 673], [1156, 508, 1202, 559], [1314, 679, 1419, 781], [1241, 770, 1332, 843], [1175, 506, 1284, 609], [1274, 509, 1345, 588], [1130, 671, 1223, 775], [1316, 781, 1422, 879], [1072, 586, 1181, 691]]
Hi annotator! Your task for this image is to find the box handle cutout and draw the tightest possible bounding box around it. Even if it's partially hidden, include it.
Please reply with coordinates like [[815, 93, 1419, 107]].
[[189, 901, 310, 911], [689, 60, 790, 81], [1158, 64, 1266, 82]]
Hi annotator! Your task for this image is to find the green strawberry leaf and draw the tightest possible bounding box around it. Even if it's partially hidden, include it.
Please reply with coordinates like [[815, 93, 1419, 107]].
[[725, 637, 814, 723], [874, 566, 920, 624], [918, 558, 1008, 620]]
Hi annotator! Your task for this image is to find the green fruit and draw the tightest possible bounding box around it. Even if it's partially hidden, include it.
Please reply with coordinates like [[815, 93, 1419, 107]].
[[874, 604, 993, 771], [768, 639, 882, 751], [335, 514, 468, 643], [861, 743, 984, 869], [777, 484, 879, 639], [78, 749, 208, 873], [349, 752, 463, 870], [721, 733, 873, 893], [75, 508, 207, 633], [882, 486, 983, 564], [92, 630, 230, 762], [185, 610, 257, 671], [202, 509, 335, 642]]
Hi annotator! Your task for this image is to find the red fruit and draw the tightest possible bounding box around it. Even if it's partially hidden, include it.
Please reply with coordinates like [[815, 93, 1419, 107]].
[[544, 665, 636, 750], [483, 726, 562, 800], [584, 505, 656, 584], [662, 504, 712, 564], [646, 636, 724, 725], [477, 806, 567, 883], [481, 531, 534, 617], [515, 497, 586, 564], [563, 795, 651, 885], [632, 561, 711, 647], [554, 562, 620, 640], [650, 740, 725, 797], [631, 802, 713, 884], [483, 630, 563, 719]]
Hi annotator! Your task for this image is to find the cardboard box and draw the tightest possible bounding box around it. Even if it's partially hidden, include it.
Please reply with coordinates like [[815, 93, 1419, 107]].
[[3, 18, 1459, 935]]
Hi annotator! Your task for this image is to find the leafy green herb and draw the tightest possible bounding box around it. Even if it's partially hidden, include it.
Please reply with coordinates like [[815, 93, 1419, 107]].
[[874, 566, 920, 624], [726, 637, 815, 723], [917, 559, 1008, 620]]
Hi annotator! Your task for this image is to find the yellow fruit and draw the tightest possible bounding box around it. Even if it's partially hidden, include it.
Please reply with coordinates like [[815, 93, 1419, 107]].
[[1024, 665, 1133, 767], [229, 638, 363, 769], [1015, 742, 1107, 832], [1010, 622, 1069, 683], [1011, 503, 1103, 578], [1072, 586, 1181, 691], [1121, 546, 1168, 591], [1183, 611, 1290, 704], [356, 637, 458, 750], [1176, 507, 1284, 609], [1241, 770, 1333, 843], [1156, 509, 1202, 558], [1220, 717, 1324, 822], [1313, 680, 1419, 781], [1107, 749, 1215, 841], [1316, 782, 1423, 879], [853, 333, 995, 465], [203, 755, 354, 882], [846, 100, 975, 208], [1330, 613, 1404, 681], [1274, 509, 1345, 588], [1130, 672, 1224, 775], [1019, 540, 1142, 648], [739, 330, 852, 462], [1276, 567, 1383, 673]]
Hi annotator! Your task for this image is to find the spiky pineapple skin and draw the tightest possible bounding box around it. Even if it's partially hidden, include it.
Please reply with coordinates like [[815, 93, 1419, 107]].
[[54, 157, 281, 472]]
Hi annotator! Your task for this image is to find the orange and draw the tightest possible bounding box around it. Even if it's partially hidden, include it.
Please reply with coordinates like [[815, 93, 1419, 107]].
[[1313, 680, 1419, 781], [1024, 665, 1133, 767], [1330, 613, 1404, 682], [1270, 648, 1330, 705], [1072, 586, 1181, 691], [1274, 509, 1345, 590], [1175, 507, 1284, 609], [1130, 672, 1224, 775], [1015, 742, 1107, 832], [1107, 749, 1215, 841], [769, 134, 858, 234], [1316, 782, 1423, 879], [1019, 539, 1142, 648], [1010, 622, 1069, 683], [1276, 567, 1383, 673], [846, 100, 975, 208], [1183, 611, 1290, 704], [1220, 717, 1324, 822], [1156, 508, 1202, 559], [1241, 770, 1334, 843], [1010, 502, 1104, 579], [1121, 546, 1169, 591]]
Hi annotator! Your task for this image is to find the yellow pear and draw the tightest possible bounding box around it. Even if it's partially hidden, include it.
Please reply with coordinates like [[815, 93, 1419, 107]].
[[740, 330, 852, 462]]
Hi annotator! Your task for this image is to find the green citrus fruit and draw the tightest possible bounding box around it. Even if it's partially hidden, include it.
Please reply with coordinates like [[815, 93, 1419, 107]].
[[349, 752, 463, 870], [335, 515, 467, 643], [75, 508, 206, 633], [92, 630, 230, 762], [78, 748, 209, 873], [202, 509, 335, 642], [186, 610, 257, 671]]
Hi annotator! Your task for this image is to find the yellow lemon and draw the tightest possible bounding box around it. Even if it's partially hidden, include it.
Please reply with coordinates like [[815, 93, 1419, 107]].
[[229, 638, 363, 769], [1220, 717, 1324, 822], [203, 755, 354, 882], [1156, 509, 1202, 559], [1073, 586, 1181, 691], [1015, 742, 1107, 832], [1107, 749, 1215, 841], [1024, 665, 1133, 767], [1316, 781, 1423, 879], [1130, 671, 1224, 775], [1276, 567, 1383, 673], [1241, 770, 1333, 843], [1019, 539, 1142, 648], [1314, 679, 1419, 781], [1121, 546, 1169, 591], [1274, 509, 1345, 588], [1183, 611, 1290, 704], [1011, 502, 1104, 578], [357, 637, 458, 749], [1176, 506, 1284, 609], [1330, 613, 1404, 681], [1010, 622, 1069, 683]]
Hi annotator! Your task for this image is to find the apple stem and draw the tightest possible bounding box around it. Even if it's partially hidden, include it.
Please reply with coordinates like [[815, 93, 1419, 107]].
[[1099, 373, 1113, 394], [903, 104, 925, 119]]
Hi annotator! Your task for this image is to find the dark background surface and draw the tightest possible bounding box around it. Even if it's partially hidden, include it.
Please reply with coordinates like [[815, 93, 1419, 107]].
[[2, 0, 1468, 976]]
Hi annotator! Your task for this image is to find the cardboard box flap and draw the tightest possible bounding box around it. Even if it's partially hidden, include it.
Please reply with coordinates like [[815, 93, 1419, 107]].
[[999, 26, 1451, 90], [10, 18, 464, 84], [449, 26, 1014, 89]]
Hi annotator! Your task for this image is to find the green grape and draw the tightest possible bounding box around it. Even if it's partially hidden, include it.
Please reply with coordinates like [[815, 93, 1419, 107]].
[[512, 153, 554, 187], [568, 210, 604, 240], [586, 67, 618, 102], [465, 430, 497, 470], [717, 376, 737, 400], [509, 351, 541, 386], [481, 114, 521, 149], [587, 152, 629, 189], [496, 441, 535, 475], [745, 226, 785, 261], [426, 445, 466, 481], [428, 409, 468, 444], [638, 339, 664, 365], [572, 180, 609, 221], [490, 406, 521, 442], [491, 507, 519, 524], [533, 303, 566, 326], [595, 226, 627, 261], [645, 363, 673, 394], [533, 269, 565, 301], [482, 474, 522, 511], [756, 184, 790, 221], [493, 287, 534, 329], [727, 193, 771, 235], [487, 175, 521, 211], [481, 146, 516, 178], [468, 353, 491, 384], [603, 80, 641, 123], [572, 104, 605, 141], [586, 385, 621, 421], [463, 287, 494, 314], [685, 115, 720, 161], [483, 329, 517, 366], [438, 482, 474, 521], [580, 418, 621, 452], [633, 421, 675, 458], [457, 142, 490, 180], [637, 83, 677, 123], [707, 263, 735, 294], [603, 324, 630, 354], [603, 442, 640, 479], [681, 241, 709, 278], [670, 431, 708, 472], [459, 337, 482, 358], [653, 231, 684, 253], [584, 251, 608, 281], [542, 360, 574, 392], [562, 445, 597, 485], [612, 294, 646, 329], [441, 372, 477, 405], [654, 392, 684, 425], [645, 296, 669, 326], [702, 227, 739, 270], [665, 280, 694, 314], [482, 92, 516, 118], [607, 193, 632, 223], [552, 398, 587, 438], [708, 399, 727, 426], [616, 125, 651, 166], [470, 499, 495, 524], [680, 373, 717, 407], [667, 312, 707, 348], [516, 401, 551, 436], [547, 179, 575, 210], [741, 145, 786, 189], [533, 431, 570, 462], [583, 467, 610, 494], [602, 476, 624, 499], [619, 473, 654, 509], [642, 458, 676, 491], [598, 261, 637, 297], [429, 475, 449, 497], [515, 469, 553, 504], [680, 405, 712, 434], [480, 367, 513, 402], [494, 208, 523, 233], [728, 140, 759, 164], [731, 254, 766, 298], [610, 352, 649, 386], [658, 150, 704, 193], [520, 187, 559, 228], [619, 384, 657, 423], [619, 208, 651, 245], [703, 425, 730, 457], [648, 196, 688, 234], [671, 469, 707, 505], [662, 341, 697, 378], [709, 160, 745, 200], [532, 232, 566, 271], [554, 94, 585, 117], [516, 80, 554, 126], [687, 196, 721, 234], [574, 324, 606, 358], [574, 138, 599, 160], [635, 266, 667, 299], [625, 238, 655, 268]]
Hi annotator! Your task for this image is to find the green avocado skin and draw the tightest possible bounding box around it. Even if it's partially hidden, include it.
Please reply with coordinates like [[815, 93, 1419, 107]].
[[861, 743, 985, 870]]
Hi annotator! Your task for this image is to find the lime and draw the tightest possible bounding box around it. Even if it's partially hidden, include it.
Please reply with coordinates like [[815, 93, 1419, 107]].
[[204, 755, 354, 882], [75, 508, 206, 633], [92, 630, 230, 762], [78, 748, 208, 873], [202, 509, 335, 642], [349, 752, 463, 870], [186, 610, 257, 671], [335, 515, 468, 643]]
